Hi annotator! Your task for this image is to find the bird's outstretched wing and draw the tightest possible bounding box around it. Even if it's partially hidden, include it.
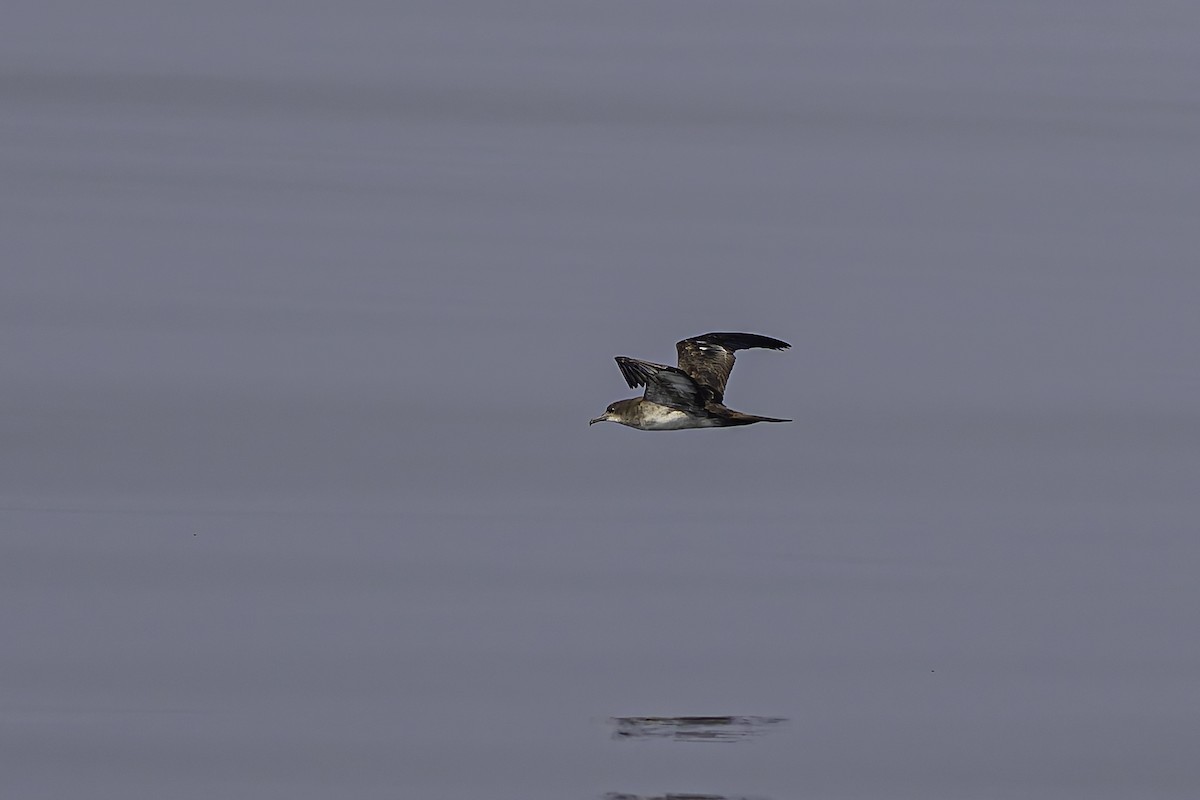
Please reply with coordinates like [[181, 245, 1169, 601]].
[[675, 332, 791, 403], [615, 357, 706, 411]]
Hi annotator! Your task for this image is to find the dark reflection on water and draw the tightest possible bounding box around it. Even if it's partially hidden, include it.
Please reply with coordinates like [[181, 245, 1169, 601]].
[[610, 716, 786, 743]]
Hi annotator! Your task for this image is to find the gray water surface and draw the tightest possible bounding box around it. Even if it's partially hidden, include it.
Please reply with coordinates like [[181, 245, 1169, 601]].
[[3, 3, 1199, 798]]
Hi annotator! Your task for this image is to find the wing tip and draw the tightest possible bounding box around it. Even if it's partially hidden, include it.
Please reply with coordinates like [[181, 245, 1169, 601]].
[[614, 356, 647, 389], [690, 332, 791, 351]]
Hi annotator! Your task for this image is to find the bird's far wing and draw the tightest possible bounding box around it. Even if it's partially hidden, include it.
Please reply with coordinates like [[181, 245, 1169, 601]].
[[615, 357, 705, 411], [676, 332, 791, 403]]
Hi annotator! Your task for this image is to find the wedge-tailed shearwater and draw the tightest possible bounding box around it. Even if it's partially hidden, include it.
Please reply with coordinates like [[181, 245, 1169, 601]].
[[589, 332, 791, 430]]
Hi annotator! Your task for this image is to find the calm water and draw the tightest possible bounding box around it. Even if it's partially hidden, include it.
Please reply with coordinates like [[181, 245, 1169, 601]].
[[3, 3, 1199, 798]]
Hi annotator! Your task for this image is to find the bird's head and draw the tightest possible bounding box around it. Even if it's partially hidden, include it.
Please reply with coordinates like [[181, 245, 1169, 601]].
[[589, 399, 635, 426]]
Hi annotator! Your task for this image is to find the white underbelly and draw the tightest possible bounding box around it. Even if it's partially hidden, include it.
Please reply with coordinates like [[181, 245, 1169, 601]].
[[638, 405, 713, 430]]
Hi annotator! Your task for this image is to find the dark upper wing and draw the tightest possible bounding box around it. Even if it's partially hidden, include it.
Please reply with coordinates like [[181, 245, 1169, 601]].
[[615, 357, 706, 411], [675, 332, 791, 403]]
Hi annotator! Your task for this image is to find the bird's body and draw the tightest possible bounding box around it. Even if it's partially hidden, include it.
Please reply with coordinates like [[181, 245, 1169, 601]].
[[600, 398, 720, 431], [590, 332, 790, 431]]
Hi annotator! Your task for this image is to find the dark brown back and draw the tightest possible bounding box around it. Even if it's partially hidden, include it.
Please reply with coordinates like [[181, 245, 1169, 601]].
[[675, 332, 790, 404]]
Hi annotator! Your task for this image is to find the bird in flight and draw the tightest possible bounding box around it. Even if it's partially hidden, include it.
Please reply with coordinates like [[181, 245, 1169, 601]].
[[590, 332, 791, 430]]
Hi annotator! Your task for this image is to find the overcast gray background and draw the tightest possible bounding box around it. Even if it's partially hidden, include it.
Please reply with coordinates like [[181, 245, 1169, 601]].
[[3, 2, 1199, 798]]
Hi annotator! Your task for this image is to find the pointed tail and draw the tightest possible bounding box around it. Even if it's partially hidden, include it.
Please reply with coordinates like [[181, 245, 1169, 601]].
[[719, 410, 792, 426]]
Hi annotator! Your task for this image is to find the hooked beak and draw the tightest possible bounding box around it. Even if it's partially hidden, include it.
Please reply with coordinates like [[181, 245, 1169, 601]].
[[589, 416, 606, 426]]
